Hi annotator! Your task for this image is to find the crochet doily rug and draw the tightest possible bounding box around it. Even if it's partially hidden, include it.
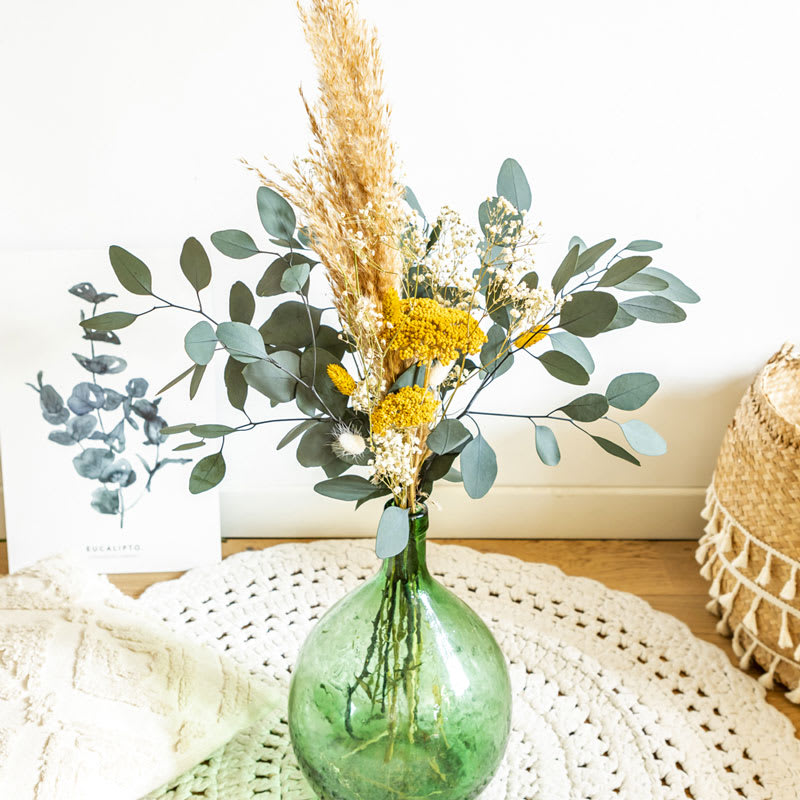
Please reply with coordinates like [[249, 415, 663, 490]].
[[139, 541, 800, 800]]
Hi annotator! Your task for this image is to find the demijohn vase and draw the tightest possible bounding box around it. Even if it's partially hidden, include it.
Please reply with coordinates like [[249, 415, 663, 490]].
[[288, 504, 512, 800]]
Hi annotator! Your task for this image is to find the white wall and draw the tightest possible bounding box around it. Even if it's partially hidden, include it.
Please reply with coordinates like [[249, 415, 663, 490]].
[[2, 0, 799, 539]]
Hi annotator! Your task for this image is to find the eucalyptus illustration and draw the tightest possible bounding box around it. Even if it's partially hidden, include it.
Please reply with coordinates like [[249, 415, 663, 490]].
[[27, 282, 190, 526]]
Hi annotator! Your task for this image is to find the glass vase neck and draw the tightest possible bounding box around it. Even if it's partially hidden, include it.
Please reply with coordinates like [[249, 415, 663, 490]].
[[381, 504, 429, 580]]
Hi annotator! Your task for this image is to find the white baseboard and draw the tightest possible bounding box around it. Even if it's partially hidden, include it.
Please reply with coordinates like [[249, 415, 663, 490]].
[[220, 485, 707, 540]]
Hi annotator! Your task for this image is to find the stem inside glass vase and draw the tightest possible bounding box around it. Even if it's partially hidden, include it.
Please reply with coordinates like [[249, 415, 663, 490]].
[[344, 504, 429, 762]]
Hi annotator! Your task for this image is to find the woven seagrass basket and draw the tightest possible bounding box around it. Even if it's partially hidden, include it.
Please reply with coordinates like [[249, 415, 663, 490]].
[[697, 342, 800, 701]]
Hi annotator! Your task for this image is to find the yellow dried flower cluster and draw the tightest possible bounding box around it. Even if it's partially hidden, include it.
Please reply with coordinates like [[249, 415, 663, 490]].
[[326, 363, 356, 396], [514, 324, 550, 349], [370, 385, 439, 435], [382, 289, 487, 363]]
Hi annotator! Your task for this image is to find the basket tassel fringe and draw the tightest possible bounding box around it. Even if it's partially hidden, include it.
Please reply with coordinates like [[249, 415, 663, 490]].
[[699, 481, 800, 703]]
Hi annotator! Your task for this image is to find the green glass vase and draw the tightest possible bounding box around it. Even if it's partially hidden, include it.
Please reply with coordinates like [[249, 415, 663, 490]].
[[288, 504, 512, 800]]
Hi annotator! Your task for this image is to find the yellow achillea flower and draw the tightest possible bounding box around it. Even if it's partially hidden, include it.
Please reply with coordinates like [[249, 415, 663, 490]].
[[370, 385, 439, 435], [382, 289, 487, 363], [326, 363, 356, 396], [514, 324, 550, 349]]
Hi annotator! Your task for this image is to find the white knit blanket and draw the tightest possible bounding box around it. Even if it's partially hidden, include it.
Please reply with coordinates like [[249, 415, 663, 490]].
[[140, 541, 800, 800]]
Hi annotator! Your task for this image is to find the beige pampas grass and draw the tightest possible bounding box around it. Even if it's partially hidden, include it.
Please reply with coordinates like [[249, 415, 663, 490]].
[[248, 0, 405, 320]]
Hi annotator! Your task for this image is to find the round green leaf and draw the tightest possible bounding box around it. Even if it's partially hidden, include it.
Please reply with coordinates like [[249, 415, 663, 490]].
[[257, 186, 296, 240], [210, 229, 260, 259], [184, 320, 217, 366], [296, 423, 336, 467], [604, 306, 637, 332], [480, 325, 513, 377], [243, 351, 300, 403], [180, 237, 212, 292], [216, 321, 267, 363], [259, 301, 322, 348], [620, 295, 686, 323], [229, 281, 255, 325], [596, 255, 652, 288], [314, 474, 378, 501], [549, 331, 595, 374], [624, 239, 662, 252], [427, 419, 472, 455], [280, 263, 311, 293], [606, 372, 659, 410], [534, 424, 561, 466], [559, 291, 618, 337], [620, 420, 667, 456], [189, 452, 226, 493], [460, 433, 497, 499], [109, 245, 152, 295], [376, 506, 411, 559], [496, 158, 532, 212], [537, 351, 590, 385], [189, 424, 235, 439], [560, 393, 609, 422], [79, 311, 137, 331], [568, 235, 586, 253]]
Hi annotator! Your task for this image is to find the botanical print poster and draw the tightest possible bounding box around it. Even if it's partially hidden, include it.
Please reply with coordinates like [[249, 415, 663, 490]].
[[0, 249, 221, 573]]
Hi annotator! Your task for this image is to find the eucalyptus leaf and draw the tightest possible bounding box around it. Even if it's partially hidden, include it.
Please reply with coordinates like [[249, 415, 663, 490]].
[[534, 424, 561, 466], [173, 441, 205, 451], [613, 273, 669, 292], [576, 238, 616, 272], [551, 244, 580, 294], [189, 364, 206, 400], [640, 267, 700, 304], [606, 372, 659, 410], [69, 282, 117, 304], [620, 420, 667, 456], [559, 291, 618, 337], [48, 430, 76, 446], [496, 158, 532, 212], [426, 453, 458, 481], [297, 348, 348, 417], [590, 435, 641, 466], [82, 329, 121, 346], [314, 474, 378, 501], [67, 414, 97, 441], [604, 306, 637, 332], [72, 353, 127, 375], [537, 351, 590, 385], [596, 255, 653, 287], [568, 236, 586, 253], [210, 229, 260, 259], [560, 393, 609, 422], [549, 331, 595, 374], [280, 263, 311, 293], [390, 363, 427, 392], [189, 452, 226, 493], [480, 325, 513, 378], [184, 320, 217, 366], [259, 301, 322, 348], [216, 321, 267, 363], [376, 506, 411, 559], [315, 325, 348, 359], [229, 281, 255, 324], [160, 422, 196, 435], [80, 311, 137, 331], [190, 424, 235, 439], [224, 356, 248, 410], [108, 245, 152, 295], [157, 365, 194, 395], [624, 239, 662, 252], [322, 458, 351, 478], [256, 254, 313, 297], [91, 487, 120, 515], [126, 378, 148, 397], [460, 433, 497, 499], [355, 486, 392, 509], [277, 418, 319, 450], [404, 186, 426, 220], [257, 186, 296, 240], [427, 419, 472, 455], [243, 351, 300, 403], [179, 237, 212, 292], [68, 382, 105, 415], [297, 422, 336, 467], [620, 295, 686, 323], [73, 448, 114, 479]]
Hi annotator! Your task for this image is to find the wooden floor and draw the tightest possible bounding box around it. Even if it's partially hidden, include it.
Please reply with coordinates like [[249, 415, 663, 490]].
[[1, 538, 797, 735]]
